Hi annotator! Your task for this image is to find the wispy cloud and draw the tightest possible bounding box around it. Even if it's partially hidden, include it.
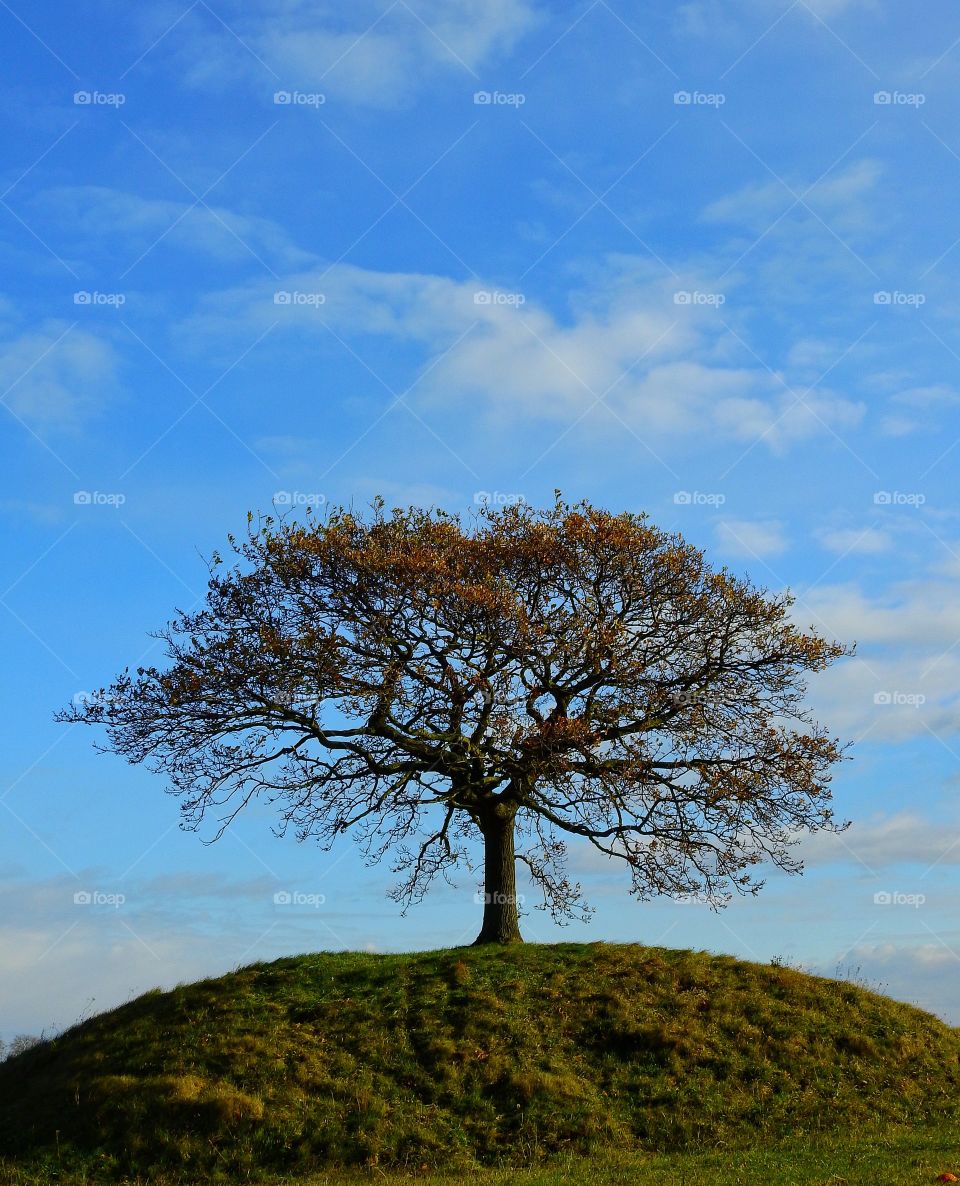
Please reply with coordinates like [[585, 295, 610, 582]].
[[186, 260, 866, 451], [835, 941, 960, 1023], [702, 160, 882, 235], [798, 812, 960, 867], [32, 187, 316, 271], [678, 0, 878, 39], [715, 517, 789, 557], [879, 384, 960, 438], [816, 526, 891, 554], [0, 321, 118, 431], [173, 0, 541, 106], [798, 573, 960, 741]]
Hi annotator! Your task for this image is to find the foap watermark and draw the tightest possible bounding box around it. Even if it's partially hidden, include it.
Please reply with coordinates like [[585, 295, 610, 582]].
[[474, 490, 526, 506], [274, 90, 326, 106], [670, 891, 713, 906], [474, 289, 525, 307], [670, 688, 735, 710], [72, 690, 121, 708], [873, 490, 925, 506], [74, 290, 125, 306], [673, 490, 726, 506], [273, 889, 326, 908], [271, 689, 323, 712], [873, 690, 926, 707], [874, 90, 926, 107], [73, 491, 126, 507], [74, 890, 125, 908], [674, 290, 725, 306], [474, 891, 525, 906], [274, 290, 326, 307], [873, 890, 925, 908], [74, 90, 125, 106], [674, 90, 725, 106], [473, 90, 526, 106], [273, 490, 326, 507], [874, 290, 925, 306]]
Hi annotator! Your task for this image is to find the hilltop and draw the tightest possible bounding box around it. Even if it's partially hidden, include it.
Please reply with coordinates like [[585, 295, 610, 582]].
[[2, 942, 959, 1182]]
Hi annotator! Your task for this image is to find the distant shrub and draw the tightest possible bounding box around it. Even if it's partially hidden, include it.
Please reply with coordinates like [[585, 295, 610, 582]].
[[3, 1035, 42, 1060]]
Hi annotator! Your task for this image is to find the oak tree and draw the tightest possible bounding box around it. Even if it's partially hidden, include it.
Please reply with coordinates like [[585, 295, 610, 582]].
[[59, 496, 851, 944]]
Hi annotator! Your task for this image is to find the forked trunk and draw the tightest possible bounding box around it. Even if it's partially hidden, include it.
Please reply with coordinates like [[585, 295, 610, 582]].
[[473, 805, 523, 944]]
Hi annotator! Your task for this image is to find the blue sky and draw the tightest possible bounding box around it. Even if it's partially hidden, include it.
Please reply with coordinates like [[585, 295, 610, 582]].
[[3, 0, 960, 1039]]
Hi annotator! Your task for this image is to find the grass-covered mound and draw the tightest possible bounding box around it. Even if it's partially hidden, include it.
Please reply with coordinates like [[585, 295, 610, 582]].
[[2, 942, 959, 1183]]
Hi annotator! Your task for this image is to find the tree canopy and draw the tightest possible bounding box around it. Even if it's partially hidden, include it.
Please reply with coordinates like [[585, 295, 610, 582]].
[[59, 495, 851, 943]]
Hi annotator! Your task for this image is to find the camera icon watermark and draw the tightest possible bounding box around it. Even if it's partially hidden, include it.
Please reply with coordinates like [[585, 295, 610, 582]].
[[674, 290, 725, 306], [474, 490, 526, 506], [473, 290, 525, 307], [873, 690, 925, 706], [73, 889, 125, 908], [274, 290, 326, 307], [873, 90, 925, 106], [673, 490, 726, 506], [73, 491, 126, 507], [873, 490, 925, 506], [473, 90, 526, 106], [873, 889, 925, 907], [873, 290, 925, 306], [74, 291, 125, 306], [74, 90, 126, 106], [273, 490, 326, 507], [274, 90, 326, 106], [674, 90, 726, 106], [273, 889, 326, 907]]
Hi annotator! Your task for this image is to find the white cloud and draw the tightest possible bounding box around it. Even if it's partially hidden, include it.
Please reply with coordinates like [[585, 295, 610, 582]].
[[33, 187, 315, 270], [702, 160, 881, 234], [786, 337, 852, 373], [787, 0, 877, 16], [803, 580, 960, 649], [185, 260, 866, 451], [798, 812, 960, 869], [715, 518, 788, 557], [892, 385, 959, 408], [808, 651, 960, 743], [0, 322, 118, 430], [878, 415, 920, 439], [673, 3, 720, 37], [834, 941, 960, 1023], [792, 577, 960, 742], [178, 0, 541, 107], [138, 871, 281, 900], [677, 0, 876, 37], [0, 923, 233, 1040], [712, 387, 864, 450], [880, 384, 960, 438], [0, 500, 65, 527], [817, 526, 892, 555], [0, 868, 384, 1038]]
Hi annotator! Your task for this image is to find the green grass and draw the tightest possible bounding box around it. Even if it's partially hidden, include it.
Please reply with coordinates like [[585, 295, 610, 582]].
[[1, 942, 959, 1183], [3, 1137, 960, 1186]]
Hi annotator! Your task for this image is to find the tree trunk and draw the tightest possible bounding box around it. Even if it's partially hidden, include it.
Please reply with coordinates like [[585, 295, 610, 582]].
[[473, 805, 523, 944]]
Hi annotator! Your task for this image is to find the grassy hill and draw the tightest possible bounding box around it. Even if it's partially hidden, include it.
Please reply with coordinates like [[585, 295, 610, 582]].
[[2, 942, 959, 1183]]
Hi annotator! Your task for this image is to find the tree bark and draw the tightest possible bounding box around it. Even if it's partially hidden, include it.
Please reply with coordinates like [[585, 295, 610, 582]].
[[473, 804, 523, 944]]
